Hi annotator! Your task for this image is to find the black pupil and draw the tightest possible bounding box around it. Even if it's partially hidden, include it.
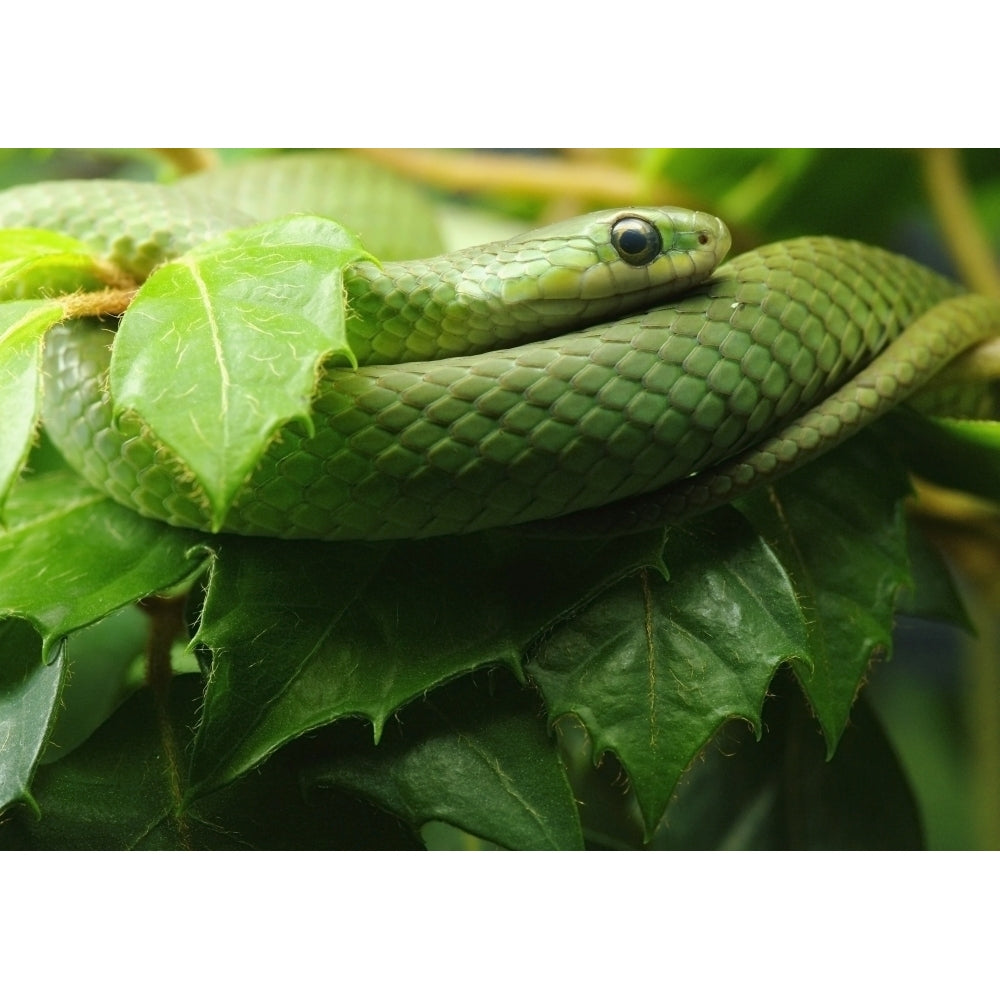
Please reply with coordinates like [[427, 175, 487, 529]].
[[618, 229, 648, 255]]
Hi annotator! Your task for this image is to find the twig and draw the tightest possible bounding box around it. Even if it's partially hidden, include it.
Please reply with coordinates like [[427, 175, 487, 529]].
[[60, 287, 136, 320], [150, 148, 220, 177], [921, 149, 1000, 297], [352, 148, 693, 206], [137, 595, 192, 848]]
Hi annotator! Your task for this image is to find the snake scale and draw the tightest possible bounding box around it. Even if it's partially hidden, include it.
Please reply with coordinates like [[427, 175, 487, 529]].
[[0, 173, 996, 541]]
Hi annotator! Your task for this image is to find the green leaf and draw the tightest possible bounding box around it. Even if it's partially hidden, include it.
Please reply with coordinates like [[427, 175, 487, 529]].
[[188, 527, 665, 797], [0, 228, 114, 299], [305, 670, 584, 851], [0, 473, 209, 655], [0, 676, 199, 848], [40, 606, 149, 764], [0, 675, 424, 850], [109, 216, 375, 529], [529, 432, 915, 836], [529, 507, 809, 835], [0, 300, 64, 511], [738, 431, 914, 749], [0, 619, 65, 818]]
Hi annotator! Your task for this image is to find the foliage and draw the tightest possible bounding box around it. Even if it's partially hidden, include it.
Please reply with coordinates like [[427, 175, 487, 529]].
[[0, 148, 999, 850]]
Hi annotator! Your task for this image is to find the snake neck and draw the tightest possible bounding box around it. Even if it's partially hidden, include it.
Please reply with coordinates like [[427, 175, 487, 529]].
[[342, 207, 730, 367], [344, 257, 503, 366], [344, 252, 726, 367]]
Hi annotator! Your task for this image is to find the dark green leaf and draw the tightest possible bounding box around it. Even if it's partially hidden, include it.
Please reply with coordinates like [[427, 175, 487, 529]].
[[189, 527, 665, 796], [0, 674, 424, 850], [0, 675, 195, 848], [530, 433, 915, 836], [738, 431, 913, 751], [0, 619, 65, 817], [529, 506, 809, 835], [305, 670, 583, 851]]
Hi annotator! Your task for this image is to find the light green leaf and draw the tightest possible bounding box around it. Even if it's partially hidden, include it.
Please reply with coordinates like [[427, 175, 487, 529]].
[[40, 605, 150, 764], [0, 228, 115, 298], [0, 300, 63, 512], [0, 473, 209, 655], [109, 215, 375, 529], [0, 619, 66, 818]]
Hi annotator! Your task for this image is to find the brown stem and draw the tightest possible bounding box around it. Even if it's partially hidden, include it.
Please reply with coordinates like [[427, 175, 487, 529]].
[[60, 287, 136, 320], [138, 595, 187, 698], [137, 594, 192, 847]]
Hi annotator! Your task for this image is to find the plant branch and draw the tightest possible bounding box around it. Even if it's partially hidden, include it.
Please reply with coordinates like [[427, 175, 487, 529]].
[[150, 148, 220, 177], [910, 486, 1000, 849], [352, 148, 693, 206], [137, 594, 191, 847], [921, 148, 1000, 297], [60, 287, 136, 320], [967, 590, 1000, 849]]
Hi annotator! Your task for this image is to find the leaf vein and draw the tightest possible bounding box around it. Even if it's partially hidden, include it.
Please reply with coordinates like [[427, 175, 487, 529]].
[[184, 259, 230, 423], [641, 569, 657, 750]]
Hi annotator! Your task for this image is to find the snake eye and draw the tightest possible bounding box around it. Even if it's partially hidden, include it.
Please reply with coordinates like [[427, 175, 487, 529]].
[[610, 216, 663, 266]]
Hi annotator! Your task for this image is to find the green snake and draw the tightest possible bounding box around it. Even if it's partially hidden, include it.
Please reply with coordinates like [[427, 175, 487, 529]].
[[1, 174, 997, 541]]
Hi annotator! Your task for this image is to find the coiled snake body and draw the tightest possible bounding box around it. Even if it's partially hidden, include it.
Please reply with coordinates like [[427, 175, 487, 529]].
[[0, 177, 995, 540]]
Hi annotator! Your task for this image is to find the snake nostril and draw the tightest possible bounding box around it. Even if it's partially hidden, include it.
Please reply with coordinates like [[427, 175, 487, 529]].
[[698, 231, 710, 245]]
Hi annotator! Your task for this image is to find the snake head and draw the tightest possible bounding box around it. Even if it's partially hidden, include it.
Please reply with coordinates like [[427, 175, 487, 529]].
[[488, 206, 731, 322]]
